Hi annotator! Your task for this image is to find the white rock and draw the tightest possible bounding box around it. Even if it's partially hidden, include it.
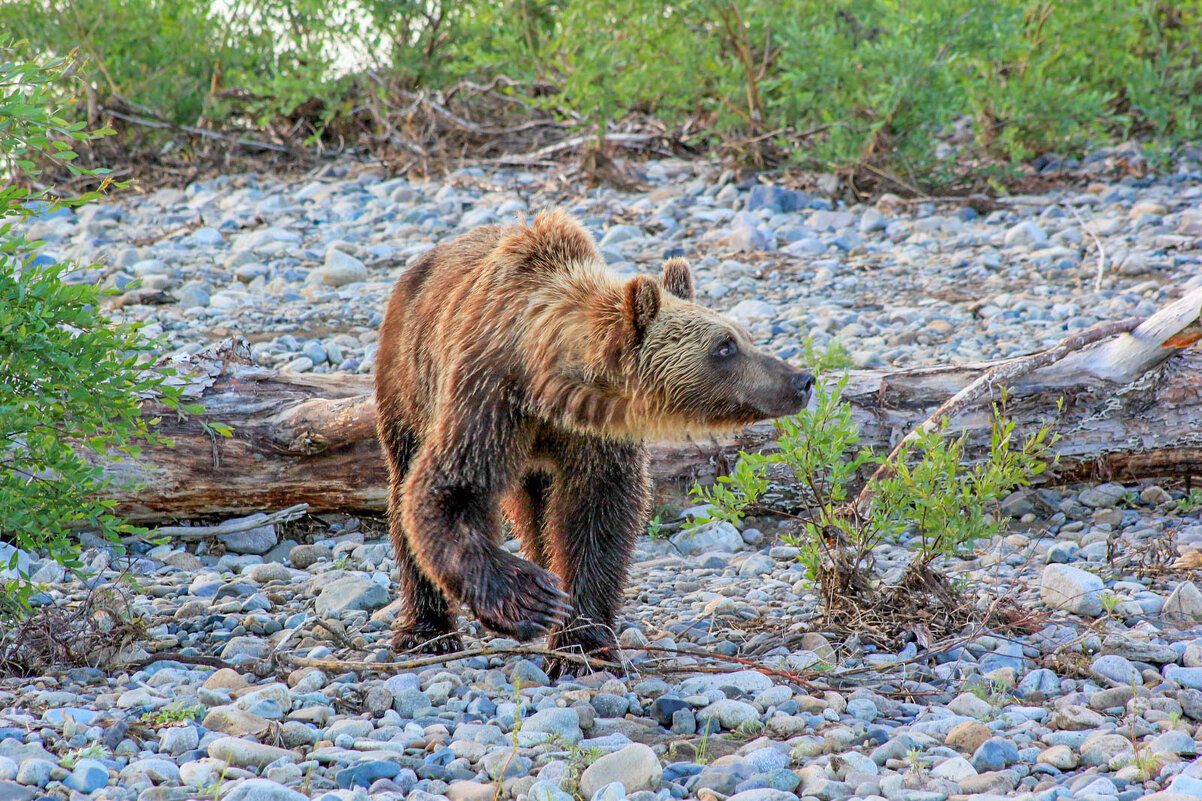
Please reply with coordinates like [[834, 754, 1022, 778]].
[[680, 670, 774, 695], [931, 755, 977, 782], [698, 698, 760, 730], [670, 521, 744, 555], [578, 743, 662, 799], [221, 778, 310, 801], [321, 248, 368, 287], [1003, 220, 1048, 248], [1040, 564, 1105, 617], [947, 692, 993, 719], [727, 299, 776, 324]]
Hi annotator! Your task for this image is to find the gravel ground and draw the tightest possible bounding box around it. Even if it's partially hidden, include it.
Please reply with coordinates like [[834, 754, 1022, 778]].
[[4, 153, 1202, 801]]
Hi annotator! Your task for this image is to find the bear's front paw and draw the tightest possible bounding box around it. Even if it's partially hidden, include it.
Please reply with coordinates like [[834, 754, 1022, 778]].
[[466, 554, 571, 641]]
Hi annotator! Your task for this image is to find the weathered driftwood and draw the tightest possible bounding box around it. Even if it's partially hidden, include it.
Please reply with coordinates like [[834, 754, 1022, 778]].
[[98, 287, 1202, 522]]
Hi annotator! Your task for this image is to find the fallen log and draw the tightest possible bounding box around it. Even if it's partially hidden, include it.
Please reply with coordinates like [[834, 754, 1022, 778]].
[[99, 287, 1202, 522]]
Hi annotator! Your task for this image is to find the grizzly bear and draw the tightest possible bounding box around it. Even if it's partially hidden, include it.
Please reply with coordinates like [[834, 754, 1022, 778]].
[[375, 210, 814, 660]]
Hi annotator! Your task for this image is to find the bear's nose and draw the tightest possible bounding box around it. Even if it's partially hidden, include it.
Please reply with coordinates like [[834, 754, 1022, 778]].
[[791, 372, 815, 396]]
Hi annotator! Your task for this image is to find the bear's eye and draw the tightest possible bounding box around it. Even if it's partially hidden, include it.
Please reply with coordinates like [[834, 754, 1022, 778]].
[[711, 337, 738, 360]]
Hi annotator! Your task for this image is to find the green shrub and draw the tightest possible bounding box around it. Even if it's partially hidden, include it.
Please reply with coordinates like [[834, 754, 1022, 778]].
[[1, 48, 187, 598], [689, 339, 1055, 590], [5, 1, 1199, 183]]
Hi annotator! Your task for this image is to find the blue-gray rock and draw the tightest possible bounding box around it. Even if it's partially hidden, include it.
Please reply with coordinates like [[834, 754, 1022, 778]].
[[971, 738, 1019, 772], [336, 760, 402, 789], [527, 781, 573, 801], [1090, 654, 1142, 686], [1016, 668, 1061, 697], [591, 692, 629, 718], [64, 759, 109, 793], [696, 762, 755, 795], [1166, 666, 1202, 690], [743, 747, 788, 774], [0, 782, 33, 801], [393, 688, 432, 718], [217, 515, 278, 554], [511, 659, 551, 688]]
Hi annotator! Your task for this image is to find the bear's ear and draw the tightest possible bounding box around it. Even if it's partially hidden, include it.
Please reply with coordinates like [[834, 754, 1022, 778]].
[[621, 275, 661, 341], [661, 257, 694, 301]]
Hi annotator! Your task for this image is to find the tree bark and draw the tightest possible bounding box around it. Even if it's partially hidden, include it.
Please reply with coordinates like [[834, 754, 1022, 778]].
[[100, 287, 1202, 522]]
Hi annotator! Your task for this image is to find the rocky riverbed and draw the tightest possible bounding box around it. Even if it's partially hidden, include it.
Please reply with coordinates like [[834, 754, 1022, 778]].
[[3, 154, 1202, 801]]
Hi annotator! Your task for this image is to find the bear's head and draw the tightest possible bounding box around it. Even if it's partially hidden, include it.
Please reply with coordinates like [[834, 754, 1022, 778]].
[[604, 258, 815, 435]]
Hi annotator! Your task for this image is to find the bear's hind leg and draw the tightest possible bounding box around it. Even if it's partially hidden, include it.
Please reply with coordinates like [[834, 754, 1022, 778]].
[[382, 422, 462, 654], [545, 435, 650, 661], [501, 472, 553, 569]]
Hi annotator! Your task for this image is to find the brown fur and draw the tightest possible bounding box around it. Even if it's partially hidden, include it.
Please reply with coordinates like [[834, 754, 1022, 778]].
[[375, 210, 814, 662]]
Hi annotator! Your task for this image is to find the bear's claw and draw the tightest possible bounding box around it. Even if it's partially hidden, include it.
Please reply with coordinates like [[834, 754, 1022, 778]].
[[391, 625, 463, 655], [467, 554, 571, 641]]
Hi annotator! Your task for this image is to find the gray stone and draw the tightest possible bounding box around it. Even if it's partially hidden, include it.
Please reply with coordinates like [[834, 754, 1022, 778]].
[[0, 782, 33, 801], [519, 708, 582, 746], [481, 749, 532, 780], [14, 760, 53, 789], [727, 791, 799, 801], [393, 688, 432, 718], [64, 759, 108, 793], [680, 670, 773, 695], [1004, 220, 1048, 248], [737, 554, 774, 577], [727, 299, 776, 324], [207, 736, 297, 769], [971, 738, 1018, 772], [221, 779, 310, 801], [220, 636, 271, 661], [1041, 564, 1105, 616], [315, 576, 390, 617], [1164, 581, 1202, 624], [289, 544, 331, 569], [1151, 730, 1198, 756], [1103, 634, 1179, 664], [511, 659, 551, 688], [1090, 654, 1142, 685], [1078, 482, 1127, 508], [1049, 705, 1106, 730], [159, 725, 200, 755], [599, 225, 642, 248], [1166, 666, 1202, 690], [591, 692, 629, 718], [579, 743, 662, 799], [698, 698, 760, 730], [217, 515, 278, 554]]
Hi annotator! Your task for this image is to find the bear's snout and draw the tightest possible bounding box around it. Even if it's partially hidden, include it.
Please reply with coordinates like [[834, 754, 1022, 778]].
[[791, 371, 815, 399]]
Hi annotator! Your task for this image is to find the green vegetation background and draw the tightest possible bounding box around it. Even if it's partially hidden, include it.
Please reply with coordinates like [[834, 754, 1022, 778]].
[[4, 0, 1201, 186]]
